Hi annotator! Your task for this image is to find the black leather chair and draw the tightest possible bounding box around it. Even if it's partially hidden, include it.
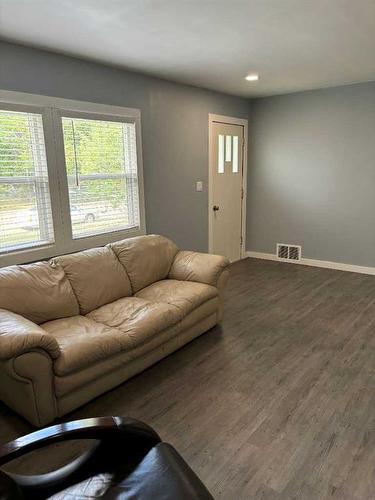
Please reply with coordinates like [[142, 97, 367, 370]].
[[0, 416, 214, 499]]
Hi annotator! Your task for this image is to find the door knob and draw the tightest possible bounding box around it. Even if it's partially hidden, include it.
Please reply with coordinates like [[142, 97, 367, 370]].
[[213, 205, 220, 211]]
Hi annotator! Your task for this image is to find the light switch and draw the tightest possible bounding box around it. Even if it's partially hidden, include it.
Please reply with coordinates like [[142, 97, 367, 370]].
[[196, 181, 203, 192]]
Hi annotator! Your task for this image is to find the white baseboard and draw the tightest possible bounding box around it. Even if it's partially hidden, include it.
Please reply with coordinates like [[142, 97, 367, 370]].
[[245, 251, 375, 276]]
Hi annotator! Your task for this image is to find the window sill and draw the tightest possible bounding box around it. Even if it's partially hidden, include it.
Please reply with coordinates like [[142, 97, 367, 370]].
[[0, 226, 146, 268]]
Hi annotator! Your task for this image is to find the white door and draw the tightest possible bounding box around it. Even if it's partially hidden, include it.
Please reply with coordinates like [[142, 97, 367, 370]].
[[209, 121, 244, 262]]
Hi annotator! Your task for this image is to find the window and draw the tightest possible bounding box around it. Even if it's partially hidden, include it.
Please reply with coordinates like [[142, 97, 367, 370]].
[[0, 109, 54, 253], [61, 117, 140, 238], [0, 92, 145, 266]]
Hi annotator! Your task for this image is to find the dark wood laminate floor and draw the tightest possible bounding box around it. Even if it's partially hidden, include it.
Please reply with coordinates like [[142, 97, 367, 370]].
[[1, 258, 375, 499]]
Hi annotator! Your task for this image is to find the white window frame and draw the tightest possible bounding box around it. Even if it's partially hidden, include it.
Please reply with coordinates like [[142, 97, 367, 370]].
[[0, 90, 146, 267]]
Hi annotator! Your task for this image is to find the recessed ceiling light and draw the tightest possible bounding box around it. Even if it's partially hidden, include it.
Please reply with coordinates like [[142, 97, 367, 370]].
[[245, 74, 259, 82]]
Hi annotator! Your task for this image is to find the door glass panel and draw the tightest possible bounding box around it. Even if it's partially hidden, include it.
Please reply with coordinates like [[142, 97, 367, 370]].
[[218, 134, 224, 173], [232, 136, 239, 173], [225, 135, 231, 162]]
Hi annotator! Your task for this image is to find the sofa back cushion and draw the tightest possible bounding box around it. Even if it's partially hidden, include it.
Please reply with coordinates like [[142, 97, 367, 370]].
[[109, 235, 179, 293], [53, 247, 132, 314], [0, 261, 79, 324]]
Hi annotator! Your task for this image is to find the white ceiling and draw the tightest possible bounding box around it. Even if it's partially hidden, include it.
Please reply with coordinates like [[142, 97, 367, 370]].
[[0, 0, 374, 97]]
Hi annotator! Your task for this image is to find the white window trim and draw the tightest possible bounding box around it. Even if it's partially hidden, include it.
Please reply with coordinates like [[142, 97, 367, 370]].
[[0, 90, 146, 267]]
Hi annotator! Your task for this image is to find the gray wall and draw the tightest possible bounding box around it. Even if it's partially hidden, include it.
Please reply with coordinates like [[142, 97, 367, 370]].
[[247, 82, 375, 267], [0, 42, 248, 252], [2, 42, 375, 267]]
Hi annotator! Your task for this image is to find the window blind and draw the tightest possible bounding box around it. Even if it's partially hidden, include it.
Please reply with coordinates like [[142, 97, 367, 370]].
[[61, 117, 140, 239], [0, 109, 54, 253]]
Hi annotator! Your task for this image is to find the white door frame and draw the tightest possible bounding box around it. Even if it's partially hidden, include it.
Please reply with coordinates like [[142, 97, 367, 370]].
[[208, 113, 248, 259]]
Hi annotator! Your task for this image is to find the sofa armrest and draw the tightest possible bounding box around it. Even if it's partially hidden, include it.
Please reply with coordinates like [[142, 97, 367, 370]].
[[168, 251, 230, 288], [0, 309, 60, 361]]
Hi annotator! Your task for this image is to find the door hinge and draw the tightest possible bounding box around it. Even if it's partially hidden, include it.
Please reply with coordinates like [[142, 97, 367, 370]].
[[241, 188, 244, 200], [240, 235, 243, 246]]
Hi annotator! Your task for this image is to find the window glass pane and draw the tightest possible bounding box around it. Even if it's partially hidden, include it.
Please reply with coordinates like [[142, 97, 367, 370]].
[[225, 135, 232, 162], [232, 136, 239, 173], [61, 117, 140, 239], [0, 109, 54, 253], [218, 134, 224, 173]]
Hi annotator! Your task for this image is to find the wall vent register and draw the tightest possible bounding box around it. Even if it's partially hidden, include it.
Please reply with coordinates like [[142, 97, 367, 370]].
[[277, 243, 302, 261]]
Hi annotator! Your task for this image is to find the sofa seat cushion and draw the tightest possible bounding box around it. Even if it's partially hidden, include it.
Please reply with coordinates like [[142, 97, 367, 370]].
[[135, 280, 218, 316], [86, 297, 182, 345], [42, 297, 183, 376], [54, 297, 219, 397], [42, 316, 129, 376]]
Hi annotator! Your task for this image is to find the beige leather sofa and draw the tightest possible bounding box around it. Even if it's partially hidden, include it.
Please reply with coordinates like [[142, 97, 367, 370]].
[[0, 235, 229, 426]]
